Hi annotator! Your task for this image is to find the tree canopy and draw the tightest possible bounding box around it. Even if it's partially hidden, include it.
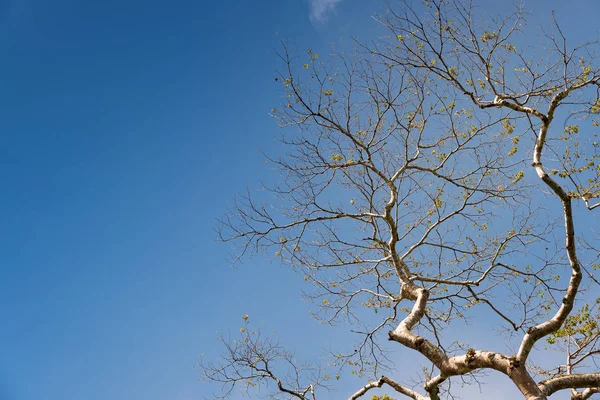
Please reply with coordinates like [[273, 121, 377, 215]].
[[202, 1, 600, 399]]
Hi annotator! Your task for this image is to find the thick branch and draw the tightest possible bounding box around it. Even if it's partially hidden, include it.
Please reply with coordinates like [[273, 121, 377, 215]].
[[517, 90, 583, 363], [539, 373, 600, 397]]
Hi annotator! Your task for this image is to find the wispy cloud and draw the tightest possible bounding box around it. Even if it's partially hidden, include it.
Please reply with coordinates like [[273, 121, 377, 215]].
[[309, 0, 343, 23]]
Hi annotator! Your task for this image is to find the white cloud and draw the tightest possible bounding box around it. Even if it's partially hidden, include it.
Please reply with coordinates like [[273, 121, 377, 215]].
[[309, 0, 343, 23]]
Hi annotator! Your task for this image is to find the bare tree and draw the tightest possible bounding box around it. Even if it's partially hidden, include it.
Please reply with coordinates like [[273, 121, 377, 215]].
[[202, 1, 600, 399]]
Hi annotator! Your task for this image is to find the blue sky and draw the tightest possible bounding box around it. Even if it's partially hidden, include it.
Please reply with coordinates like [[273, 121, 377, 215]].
[[0, 1, 599, 400]]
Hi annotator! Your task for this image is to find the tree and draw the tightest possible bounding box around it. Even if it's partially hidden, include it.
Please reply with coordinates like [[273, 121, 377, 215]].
[[201, 1, 600, 399]]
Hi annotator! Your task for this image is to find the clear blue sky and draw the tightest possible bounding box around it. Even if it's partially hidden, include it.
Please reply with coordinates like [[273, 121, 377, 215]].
[[0, 1, 598, 400]]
